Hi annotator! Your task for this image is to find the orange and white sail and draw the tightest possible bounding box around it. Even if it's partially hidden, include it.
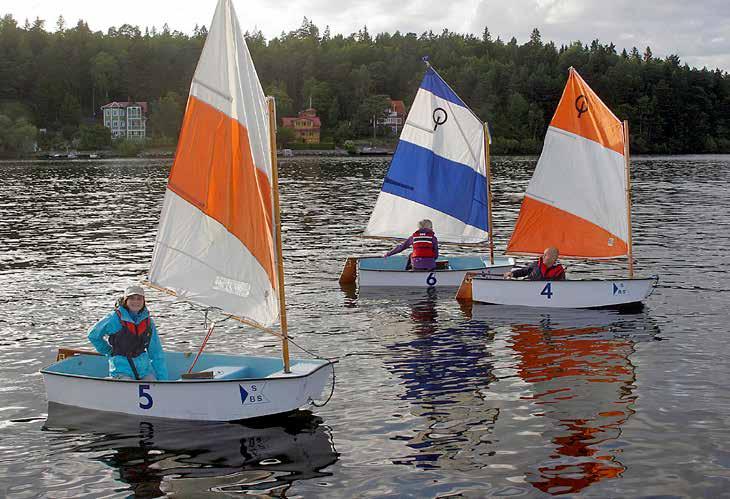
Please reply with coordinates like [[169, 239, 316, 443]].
[[507, 68, 629, 259], [149, 0, 278, 326]]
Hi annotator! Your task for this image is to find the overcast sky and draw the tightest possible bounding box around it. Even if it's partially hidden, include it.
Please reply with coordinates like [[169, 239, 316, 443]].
[[4, 0, 729, 71]]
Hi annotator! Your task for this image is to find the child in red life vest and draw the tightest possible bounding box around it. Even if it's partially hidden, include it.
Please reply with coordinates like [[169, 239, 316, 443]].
[[88, 285, 169, 380], [503, 246, 566, 281], [384, 219, 439, 271]]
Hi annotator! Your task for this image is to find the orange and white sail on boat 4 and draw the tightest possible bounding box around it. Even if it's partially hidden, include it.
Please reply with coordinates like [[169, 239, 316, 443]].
[[460, 68, 657, 309], [149, 0, 278, 326], [507, 67, 629, 259]]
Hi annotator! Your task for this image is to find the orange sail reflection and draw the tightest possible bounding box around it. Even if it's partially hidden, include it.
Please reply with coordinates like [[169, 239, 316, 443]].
[[511, 323, 636, 495]]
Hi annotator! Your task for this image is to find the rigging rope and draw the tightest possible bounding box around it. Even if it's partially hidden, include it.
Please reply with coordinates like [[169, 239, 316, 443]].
[[147, 284, 337, 406]]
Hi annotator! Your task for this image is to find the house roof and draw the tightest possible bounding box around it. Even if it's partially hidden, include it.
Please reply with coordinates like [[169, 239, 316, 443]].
[[390, 100, 406, 115], [101, 101, 149, 113]]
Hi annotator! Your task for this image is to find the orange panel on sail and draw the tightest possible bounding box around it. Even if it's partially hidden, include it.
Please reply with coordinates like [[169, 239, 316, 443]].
[[168, 96, 275, 286], [507, 196, 627, 259], [550, 69, 624, 155]]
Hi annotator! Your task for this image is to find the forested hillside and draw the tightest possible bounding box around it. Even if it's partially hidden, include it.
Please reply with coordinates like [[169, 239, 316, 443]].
[[1, 14, 729, 155]]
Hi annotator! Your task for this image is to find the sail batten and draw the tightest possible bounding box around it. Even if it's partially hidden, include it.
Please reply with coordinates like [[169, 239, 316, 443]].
[[148, 0, 279, 326], [507, 68, 629, 259], [364, 66, 490, 244]]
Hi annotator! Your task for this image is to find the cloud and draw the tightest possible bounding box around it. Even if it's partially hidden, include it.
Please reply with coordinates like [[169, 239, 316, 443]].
[[465, 0, 730, 69], [2, 0, 729, 70]]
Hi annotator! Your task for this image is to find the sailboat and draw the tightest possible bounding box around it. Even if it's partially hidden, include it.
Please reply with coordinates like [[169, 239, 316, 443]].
[[339, 62, 513, 288], [458, 68, 656, 308], [42, 0, 334, 421]]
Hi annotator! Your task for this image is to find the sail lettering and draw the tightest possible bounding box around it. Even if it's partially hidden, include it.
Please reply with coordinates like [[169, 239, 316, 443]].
[[213, 276, 251, 297], [575, 94, 588, 118]]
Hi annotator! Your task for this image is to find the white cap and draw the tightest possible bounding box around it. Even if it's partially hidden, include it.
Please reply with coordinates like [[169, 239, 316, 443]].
[[123, 285, 145, 298]]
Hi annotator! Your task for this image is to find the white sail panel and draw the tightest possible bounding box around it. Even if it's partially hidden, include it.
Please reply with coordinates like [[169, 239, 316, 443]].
[[397, 89, 486, 173], [366, 192, 489, 244]]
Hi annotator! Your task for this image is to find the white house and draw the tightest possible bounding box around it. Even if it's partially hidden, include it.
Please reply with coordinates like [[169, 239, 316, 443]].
[[101, 100, 148, 140]]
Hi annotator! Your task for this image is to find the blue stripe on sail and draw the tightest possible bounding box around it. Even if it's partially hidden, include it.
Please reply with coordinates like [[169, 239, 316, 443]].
[[420, 67, 467, 108], [382, 140, 489, 232]]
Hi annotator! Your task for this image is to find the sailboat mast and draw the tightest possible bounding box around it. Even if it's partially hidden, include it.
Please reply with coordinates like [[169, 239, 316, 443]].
[[483, 122, 495, 264], [623, 119, 634, 278], [267, 96, 291, 373]]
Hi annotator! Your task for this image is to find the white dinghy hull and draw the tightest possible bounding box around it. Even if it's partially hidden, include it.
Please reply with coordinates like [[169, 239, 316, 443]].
[[465, 276, 657, 309], [357, 255, 514, 288], [42, 352, 333, 421]]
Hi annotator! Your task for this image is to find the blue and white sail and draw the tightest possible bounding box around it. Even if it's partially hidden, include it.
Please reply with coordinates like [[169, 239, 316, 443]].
[[364, 66, 490, 244]]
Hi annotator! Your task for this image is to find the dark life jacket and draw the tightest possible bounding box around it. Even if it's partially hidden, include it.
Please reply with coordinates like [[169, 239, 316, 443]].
[[411, 229, 436, 258], [109, 308, 152, 358], [537, 257, 566, 280]]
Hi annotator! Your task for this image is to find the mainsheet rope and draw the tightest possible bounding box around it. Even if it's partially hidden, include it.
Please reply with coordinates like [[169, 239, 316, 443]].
[[150, 290, 337, 407]]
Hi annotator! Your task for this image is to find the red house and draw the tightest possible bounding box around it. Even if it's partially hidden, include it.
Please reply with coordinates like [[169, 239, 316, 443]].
[[281, 108, 321, 144], [380, 99, 406, 135]]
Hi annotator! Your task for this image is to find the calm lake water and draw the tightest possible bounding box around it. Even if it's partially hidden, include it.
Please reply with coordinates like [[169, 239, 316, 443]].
[[0, 155, 729, 498]]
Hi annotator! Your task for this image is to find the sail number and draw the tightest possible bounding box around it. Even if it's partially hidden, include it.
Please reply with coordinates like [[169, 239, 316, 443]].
[[426, 273, 437, 286], [139, 384, 153, 409], [540, 282, 553, 299]]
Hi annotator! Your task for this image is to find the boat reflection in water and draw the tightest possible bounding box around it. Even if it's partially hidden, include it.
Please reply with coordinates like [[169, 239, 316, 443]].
[[384, 290, 501, 471], [43, 404, 338, 497], [385, 296, 657, 495], [473, 305, 659, 495]]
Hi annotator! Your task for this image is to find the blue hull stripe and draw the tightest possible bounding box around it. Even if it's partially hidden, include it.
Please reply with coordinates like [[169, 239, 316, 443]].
[[420, 68, 467, 108], [382, 140, 489, 232]]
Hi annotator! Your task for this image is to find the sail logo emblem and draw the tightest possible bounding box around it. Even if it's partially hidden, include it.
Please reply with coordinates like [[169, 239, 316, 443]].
[[613, 283, 627, 295], [239, 383, 270, 405], [432, 107, 448, 130], [575, 94, 588, 118]]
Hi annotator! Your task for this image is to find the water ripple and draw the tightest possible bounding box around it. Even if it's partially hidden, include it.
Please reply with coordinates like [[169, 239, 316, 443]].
[[0, 156, 728, 497]]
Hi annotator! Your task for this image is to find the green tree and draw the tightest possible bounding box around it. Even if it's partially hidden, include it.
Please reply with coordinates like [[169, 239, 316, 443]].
[[149, 91, 184, 139], [302, 77, 334, 126], [354, 94, 390, 136], [277, 126, 296, 148], [79, 124, 111, 149], [265, 80, 293, 117], [0, 114, 37, 157], [91, 51, 118, 101]]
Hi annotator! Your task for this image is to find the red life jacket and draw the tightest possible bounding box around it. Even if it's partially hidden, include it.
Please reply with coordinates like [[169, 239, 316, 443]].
[[411, 230, 436, 258], [109, 309, 152, 358], [537, 257, 566, 280]]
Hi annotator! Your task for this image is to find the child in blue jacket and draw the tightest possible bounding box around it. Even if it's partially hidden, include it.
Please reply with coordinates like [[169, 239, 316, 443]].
[[88, 285, 169, 380]]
